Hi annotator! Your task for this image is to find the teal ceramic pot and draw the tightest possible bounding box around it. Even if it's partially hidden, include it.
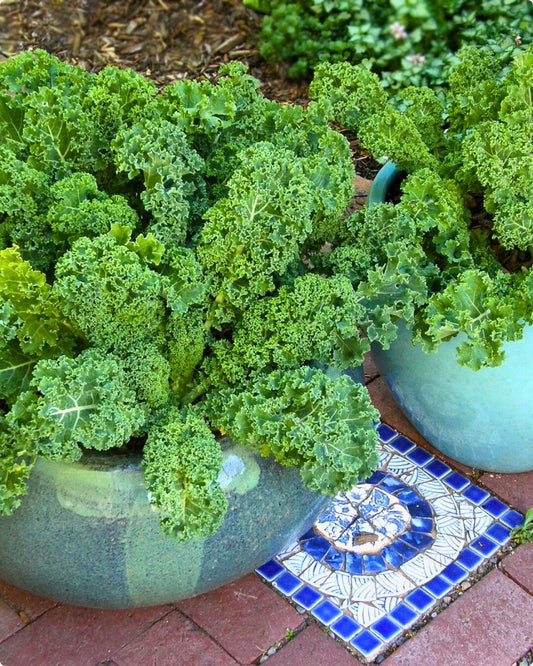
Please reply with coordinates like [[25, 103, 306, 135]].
[[372, 321, 533, 472], [0, 439, 329, 608], [368, 163, 533, 473]]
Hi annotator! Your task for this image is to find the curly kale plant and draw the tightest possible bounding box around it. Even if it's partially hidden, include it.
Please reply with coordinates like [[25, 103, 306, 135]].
[[310, 45, 533, 370], [245, 0, 532, 95], [0, 50, 379, 539]]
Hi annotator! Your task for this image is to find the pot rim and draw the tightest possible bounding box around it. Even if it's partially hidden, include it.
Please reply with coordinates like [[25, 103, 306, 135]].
[[367, 160, 401, 208]]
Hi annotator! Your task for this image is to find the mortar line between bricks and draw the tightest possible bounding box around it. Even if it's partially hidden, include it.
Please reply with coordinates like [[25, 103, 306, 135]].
[[499, 558, 533, 600], [171, 606, 245, 664], [252, 617, 314, 665], [0, 600, 60, 646], [99, 606, 179, 665]]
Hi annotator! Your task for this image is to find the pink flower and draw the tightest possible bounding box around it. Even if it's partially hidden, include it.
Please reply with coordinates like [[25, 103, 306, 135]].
[[389, 21, 408, 40], [406, 54, 427, 66]]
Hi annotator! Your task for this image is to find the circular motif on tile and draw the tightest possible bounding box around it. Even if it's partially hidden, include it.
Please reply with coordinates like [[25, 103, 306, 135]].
[[314, 484, 412, 555], [302, 473, 435, 575]]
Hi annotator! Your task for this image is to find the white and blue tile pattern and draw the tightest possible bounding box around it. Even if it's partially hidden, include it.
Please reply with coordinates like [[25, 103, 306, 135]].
[[257, 424, 524, 662]]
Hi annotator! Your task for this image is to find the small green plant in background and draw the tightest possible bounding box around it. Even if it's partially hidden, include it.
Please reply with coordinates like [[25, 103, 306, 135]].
[[511, 508, 533, 544], [244, 0, 532, 95]]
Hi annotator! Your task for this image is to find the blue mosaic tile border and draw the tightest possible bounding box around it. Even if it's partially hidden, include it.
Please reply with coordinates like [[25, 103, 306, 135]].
[[257, 424, 524, 662]]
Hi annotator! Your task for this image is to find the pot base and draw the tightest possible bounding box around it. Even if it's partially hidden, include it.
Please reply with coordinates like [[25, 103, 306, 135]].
[[0, 442, 329, 608]]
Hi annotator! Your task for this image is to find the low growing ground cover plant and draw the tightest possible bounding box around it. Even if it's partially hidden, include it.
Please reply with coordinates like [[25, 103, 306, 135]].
[[245, 0, 532, 94], [511, 507, 533, 544], [0, 50, 381, 541], [309, 44, 533, 369]]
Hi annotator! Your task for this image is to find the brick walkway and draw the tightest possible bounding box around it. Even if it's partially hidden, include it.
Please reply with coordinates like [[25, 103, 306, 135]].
[[0, 362, 532, 666]]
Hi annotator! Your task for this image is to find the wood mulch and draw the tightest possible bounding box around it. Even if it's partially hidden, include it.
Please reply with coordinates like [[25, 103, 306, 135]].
[[0, 0, 307, 100]]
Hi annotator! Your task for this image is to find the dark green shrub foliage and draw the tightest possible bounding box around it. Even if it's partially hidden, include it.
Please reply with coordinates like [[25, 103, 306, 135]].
[[246, 0, 532, 93]]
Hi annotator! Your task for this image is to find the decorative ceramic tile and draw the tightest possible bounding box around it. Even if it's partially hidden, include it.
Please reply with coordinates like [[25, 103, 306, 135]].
[[256, 424, 523, 663]]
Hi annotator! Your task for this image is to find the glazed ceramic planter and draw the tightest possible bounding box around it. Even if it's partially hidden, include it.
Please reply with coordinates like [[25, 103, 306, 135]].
[[0, 439, 330, 608], [368, 163, 533, 473], [371, 321, 533, 472]]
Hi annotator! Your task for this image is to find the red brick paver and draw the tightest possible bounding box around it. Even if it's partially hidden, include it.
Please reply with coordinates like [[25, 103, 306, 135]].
[[501, 543, 533, 594], [177, 573, 305, 665], [0, 599, 25, 644], [382, 569, 533, 666], [0, 579, 58, 645], [0, 603, 173, 666], [109, 609, 237, 666], [0, 579, 56, 622]]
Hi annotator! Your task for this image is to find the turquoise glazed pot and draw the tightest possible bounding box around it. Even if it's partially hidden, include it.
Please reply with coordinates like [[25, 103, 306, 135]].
[[371, 322, 533, 472], [0, 439, 329, 608], [368, 163, 533, 473]]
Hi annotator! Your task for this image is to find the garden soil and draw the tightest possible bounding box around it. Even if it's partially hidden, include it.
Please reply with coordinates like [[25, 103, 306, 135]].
[[0, 0, 303, 99]]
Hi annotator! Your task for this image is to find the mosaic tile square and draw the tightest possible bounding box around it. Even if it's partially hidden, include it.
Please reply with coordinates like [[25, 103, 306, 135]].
[[351, 630, 383, 660], [292, 585, 322, 609], [441, 562, 469, 585], [425, 459, 452, 479], [462, 485, 491, 505], [485, 523, 511, 544], [256, 560, 284, 582], [389, 603, 418, 628], [501, 510, 525, 529], [456, 547, 484, 571], [424, 575, 454, 598], [405, 588, 434, 613], [311, 600, 343, 625], [482, 497, 508, 518], [273, 571, 301, 595], [256, 424, 521, 663], [443, 471, 470, 492], [330, 615, 361, 641]]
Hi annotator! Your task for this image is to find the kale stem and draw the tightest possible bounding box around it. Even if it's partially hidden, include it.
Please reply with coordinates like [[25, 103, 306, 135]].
[[204, 291, 225, 333], [180, 383, 207, 407]]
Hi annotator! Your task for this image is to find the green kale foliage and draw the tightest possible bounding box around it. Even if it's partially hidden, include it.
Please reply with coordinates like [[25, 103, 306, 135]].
[[311, 45, 533, 369], [9, 349, 146, 461], [0, 50, 378, 539], [204, 367, 379, 495], [143, 407, 228, 541], [246, 0, 532, 95]]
